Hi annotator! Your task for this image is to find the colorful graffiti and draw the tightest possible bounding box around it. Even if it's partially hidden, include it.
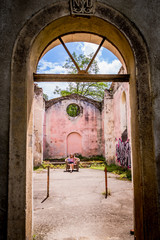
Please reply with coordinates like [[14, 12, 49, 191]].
[[116, 138, 131, 168]]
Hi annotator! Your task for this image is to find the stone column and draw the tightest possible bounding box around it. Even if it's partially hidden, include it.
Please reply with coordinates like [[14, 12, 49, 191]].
[[103, 90, 115, 164], [33, 85, 45, 166]]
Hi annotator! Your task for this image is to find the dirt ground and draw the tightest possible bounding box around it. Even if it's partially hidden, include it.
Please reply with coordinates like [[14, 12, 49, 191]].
[[33, 169, 134, 240]]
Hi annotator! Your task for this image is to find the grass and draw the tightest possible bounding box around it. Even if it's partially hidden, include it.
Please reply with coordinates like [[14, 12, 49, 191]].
[[102, 188, 111, 196], [90, 165, 104, 170], [91, 163, 132, 181], [33, 234, 36, 240], [34, 162, 65, 171], [33, 157, 131, 181]]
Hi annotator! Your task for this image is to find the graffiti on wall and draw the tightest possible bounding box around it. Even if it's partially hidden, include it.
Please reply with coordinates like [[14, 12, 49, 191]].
[[116, 138, 131, 168]]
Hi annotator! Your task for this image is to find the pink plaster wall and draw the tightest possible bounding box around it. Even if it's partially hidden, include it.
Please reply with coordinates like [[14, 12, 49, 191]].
[[67, 132, 82, 155], [101, 104, 105, 156], [34, 82, 131, 163], [113, 82, 131, 140], [43, 95, 103, 159], [103, 82, 131, 164]]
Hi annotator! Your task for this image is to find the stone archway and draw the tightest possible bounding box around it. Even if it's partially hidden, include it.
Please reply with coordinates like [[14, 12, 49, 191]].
[[9, 1, 159, 239]]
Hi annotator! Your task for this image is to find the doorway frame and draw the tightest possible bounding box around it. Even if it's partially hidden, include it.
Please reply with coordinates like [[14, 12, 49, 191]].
[[8, 1, 159, 239]]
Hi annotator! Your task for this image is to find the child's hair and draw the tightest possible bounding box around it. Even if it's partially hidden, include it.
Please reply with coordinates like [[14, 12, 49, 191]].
[[70, 154, 74, 158]]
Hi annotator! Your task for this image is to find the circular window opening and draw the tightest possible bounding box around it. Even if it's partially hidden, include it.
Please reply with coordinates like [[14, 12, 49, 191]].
[[67, 104, 80, 117]]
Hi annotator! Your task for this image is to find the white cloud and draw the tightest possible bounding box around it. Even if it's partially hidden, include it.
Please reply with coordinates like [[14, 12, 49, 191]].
[[36, 59, 69, 99], [76, 42, 84, 52], [97, 59, 121, 74], [81, 42, 102, 57], [36, 43, 122, 99], [36, 82, 68, 99], [80, 42, 121, 73], [37, 59, 68, 74]]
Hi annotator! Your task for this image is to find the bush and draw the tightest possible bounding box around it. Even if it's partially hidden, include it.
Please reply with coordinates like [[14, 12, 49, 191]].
[[90, 162, 132, 181]]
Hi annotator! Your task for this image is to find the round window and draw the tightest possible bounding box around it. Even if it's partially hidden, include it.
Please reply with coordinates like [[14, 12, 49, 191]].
[[67, 104, 80, 117]]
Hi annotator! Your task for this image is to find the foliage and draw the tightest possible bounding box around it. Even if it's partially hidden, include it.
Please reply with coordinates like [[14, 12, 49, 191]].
[[33, 234, 37, 240], [43, 93, 48, 101], [102, 189, 111, 196], [33, 157, 131, 181], [53, 52, 109, 101], [33, 162, 65, 171], [75, 154, 105, 161], [64, 52, 99, 74], [90, 163, 132, 181], [67, 104, 80, 117]]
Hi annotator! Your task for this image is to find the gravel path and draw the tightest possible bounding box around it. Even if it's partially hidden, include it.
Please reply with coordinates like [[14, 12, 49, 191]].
[[33, 169, 134, 240]]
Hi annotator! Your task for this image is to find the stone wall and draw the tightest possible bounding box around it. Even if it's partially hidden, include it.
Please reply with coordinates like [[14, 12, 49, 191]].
[[34, 82, 130, 165], [103, 82, 130, 164], [44, 94, 103, 159], [103, 89, 115, 164], [33, 82, 131, 163], [1, 1, 160, 239], [33, 84, 45, 166], [112, 82, 131, 141]]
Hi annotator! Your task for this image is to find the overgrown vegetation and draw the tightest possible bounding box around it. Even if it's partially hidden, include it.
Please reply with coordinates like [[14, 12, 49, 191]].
[[53, 52, 109, 101], [102, 189, 111, 196], [34, 162, 65, 171], [33, 234, 36, 240], [67, 103, 80, 117], [91, 163, 131, 181], [43, 93, 48, 101], [75, 154, 105, 161], [34, 156, 131, 181]]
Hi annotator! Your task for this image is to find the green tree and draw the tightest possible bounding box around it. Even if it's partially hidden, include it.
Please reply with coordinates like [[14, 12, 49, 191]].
[[63, 52, 99, 74], [53, 52, 109, 101], [43, 93, 48, 101]]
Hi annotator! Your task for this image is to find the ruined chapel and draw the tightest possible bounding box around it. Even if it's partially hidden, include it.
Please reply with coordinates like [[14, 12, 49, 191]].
[[33, 79, 131, 167], [1, 0, 160, 239]]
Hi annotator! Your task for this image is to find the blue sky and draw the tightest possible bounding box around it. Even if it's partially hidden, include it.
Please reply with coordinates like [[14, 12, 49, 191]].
[[36, 42, 121, 99]]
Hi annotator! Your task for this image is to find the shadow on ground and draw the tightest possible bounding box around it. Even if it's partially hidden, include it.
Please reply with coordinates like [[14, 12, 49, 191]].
[[33, 169, 134, 240]]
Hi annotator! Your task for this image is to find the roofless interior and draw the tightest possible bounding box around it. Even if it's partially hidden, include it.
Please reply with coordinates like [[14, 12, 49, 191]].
[[38, 32, 127, 72], [35, 32, 129, 85]]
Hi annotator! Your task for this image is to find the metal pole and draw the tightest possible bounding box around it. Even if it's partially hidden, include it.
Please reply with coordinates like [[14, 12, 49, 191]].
[[47, 166, 50, 198], [105, 166, 107, 198]]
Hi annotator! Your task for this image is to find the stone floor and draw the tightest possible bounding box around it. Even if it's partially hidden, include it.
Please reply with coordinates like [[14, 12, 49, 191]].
[[33, 169, 134, 240]]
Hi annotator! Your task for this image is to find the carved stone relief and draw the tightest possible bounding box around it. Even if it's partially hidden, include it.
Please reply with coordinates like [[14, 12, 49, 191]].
[[70, 0, 95, 15]]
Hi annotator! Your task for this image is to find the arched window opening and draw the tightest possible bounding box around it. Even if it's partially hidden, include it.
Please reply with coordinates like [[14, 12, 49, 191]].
[[66, 103, 81, 117], [120, 91, 127, 141], [35, 32, 127, 101]]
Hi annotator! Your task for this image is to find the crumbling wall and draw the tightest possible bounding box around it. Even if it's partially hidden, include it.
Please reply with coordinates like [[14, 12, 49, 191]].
[[113, 82, 131, 141], [103, 90, 115, 164], [2, 1, 159, 239], [44, 94, 103, 159], [113, 82, 131, 167], [33, 84, 45, 166], [103, 81, 131, 164]]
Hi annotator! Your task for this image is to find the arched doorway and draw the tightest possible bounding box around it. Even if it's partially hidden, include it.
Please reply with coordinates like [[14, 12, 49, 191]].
[[9, 2, 159, 239], [120, 91, 127, 141], [67, 132, 82, 155]]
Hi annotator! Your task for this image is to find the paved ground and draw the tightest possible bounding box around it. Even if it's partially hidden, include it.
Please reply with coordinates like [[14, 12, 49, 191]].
[[33, 169, 134, 240]]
